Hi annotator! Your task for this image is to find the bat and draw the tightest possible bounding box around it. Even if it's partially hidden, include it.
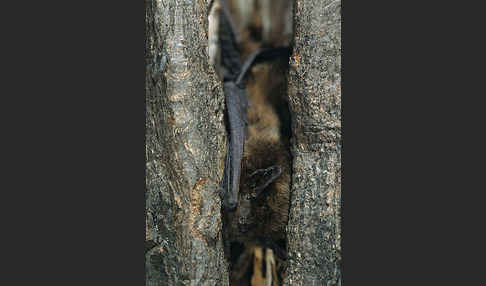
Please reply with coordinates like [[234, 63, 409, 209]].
[[209, 0, 293, 283], [224, 68, 291, 259], [210, 0, 291, 210]]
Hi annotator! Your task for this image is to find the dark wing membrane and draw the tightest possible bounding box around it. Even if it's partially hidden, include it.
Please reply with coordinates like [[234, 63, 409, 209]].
[[236, 47, 291, 87], [218, 3, 248, 209]]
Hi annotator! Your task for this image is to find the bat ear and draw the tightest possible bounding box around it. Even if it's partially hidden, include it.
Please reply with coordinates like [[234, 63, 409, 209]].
[[247, 165, 282, 199]]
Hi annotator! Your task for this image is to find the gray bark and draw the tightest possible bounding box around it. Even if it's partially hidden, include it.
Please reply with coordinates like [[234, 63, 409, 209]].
[[145, 0, 229, 285], [145, 0, 342, 284], [283, 0, 342, 285]]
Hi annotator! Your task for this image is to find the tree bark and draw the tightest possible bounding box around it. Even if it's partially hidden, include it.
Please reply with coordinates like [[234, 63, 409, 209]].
[[145, 0, 229, 285], [283, 0, 342, 285], [145, 0, 342, 284]]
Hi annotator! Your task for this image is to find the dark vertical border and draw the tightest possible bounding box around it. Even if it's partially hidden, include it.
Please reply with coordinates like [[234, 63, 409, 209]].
[[345, 0, 418, 284], [344, 0, 482, 285], [66, 0, 144, 284], [11, 0, 145, 284]]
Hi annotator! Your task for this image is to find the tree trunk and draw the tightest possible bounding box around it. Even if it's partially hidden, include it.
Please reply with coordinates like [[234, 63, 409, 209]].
[[145, 0, 342, 284], [145, 0, 229, 285], [283, 0, 342, 285]]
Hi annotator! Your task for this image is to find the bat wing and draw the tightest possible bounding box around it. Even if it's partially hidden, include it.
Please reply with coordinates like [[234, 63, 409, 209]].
[[218, 6, 289, 209], [236, 47, 291, 87], [222, 81, 247, 210], [218, 3, 249, 210]]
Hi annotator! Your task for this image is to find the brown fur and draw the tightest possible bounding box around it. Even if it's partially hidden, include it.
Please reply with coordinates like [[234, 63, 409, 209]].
[[220, 1, 292, 284], [231, 245, 280, 286], [227, 0, 292, 59], [224, 59, 291, 247], [225, 37, 291, 286]]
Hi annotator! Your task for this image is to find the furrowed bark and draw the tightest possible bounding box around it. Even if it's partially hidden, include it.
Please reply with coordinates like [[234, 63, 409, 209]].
[[145, 0, 229, 284], [284, 0, 342, 285]]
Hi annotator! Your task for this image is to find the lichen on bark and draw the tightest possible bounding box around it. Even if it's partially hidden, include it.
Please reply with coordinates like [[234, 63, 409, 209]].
[[145, 0, 229, 284], [283, 0, 342, 285]]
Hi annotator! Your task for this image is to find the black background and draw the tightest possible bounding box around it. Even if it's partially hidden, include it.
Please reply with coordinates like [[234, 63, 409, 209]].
[[0, 0, 483, 284]]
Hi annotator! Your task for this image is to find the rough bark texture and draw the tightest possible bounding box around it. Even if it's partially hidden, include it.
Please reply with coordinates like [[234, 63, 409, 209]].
[[145, 0, 229, 285], [283, 0, 342, 285]]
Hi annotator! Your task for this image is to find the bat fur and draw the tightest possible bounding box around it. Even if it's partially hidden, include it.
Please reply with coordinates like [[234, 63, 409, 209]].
[[209, 1, 292, 283], [221, 1, 293, 283], [231, 244, 281, 286]]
